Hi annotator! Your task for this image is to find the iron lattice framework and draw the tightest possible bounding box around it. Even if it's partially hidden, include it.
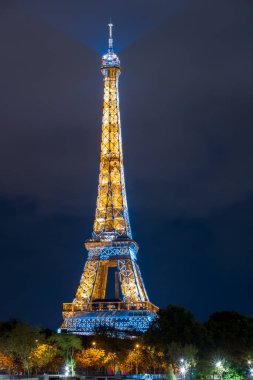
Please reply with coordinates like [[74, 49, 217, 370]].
[[62, 24, 158, 335], [93, 60, 131, 240]]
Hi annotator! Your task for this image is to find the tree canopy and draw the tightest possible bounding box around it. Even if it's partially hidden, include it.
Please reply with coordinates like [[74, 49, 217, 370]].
[[0, 306, 253, 378]]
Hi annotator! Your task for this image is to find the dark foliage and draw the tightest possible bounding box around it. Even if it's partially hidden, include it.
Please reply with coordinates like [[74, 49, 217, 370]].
[[1, 306, 253, 377]]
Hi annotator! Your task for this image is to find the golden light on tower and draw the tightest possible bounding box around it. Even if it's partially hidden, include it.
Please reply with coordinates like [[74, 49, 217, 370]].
[[61, 23, 158, 335]]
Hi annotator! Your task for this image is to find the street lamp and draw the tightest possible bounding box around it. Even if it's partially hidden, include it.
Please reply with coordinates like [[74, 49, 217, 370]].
[[92, 341, 96, 347], [180, 366, 187, 380], [216, 361, 222, 369], [135, 343, 140, 374], [65, 364, 70, 377], [113, 352, 117, 374], [215, 360, 223, 380]]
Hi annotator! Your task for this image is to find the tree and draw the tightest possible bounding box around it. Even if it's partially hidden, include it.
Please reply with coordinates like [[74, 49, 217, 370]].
[[121, 345, 165, 374], [122, 347, 144, 374], [205, 311, 253, 361], [167, 342, 198, 370], [86, 331, 132, 369], [195, 358, 215, 380], [0, 321, 41, 375], [75, 348, 119, 374], [0, 351, 13, 373], [75, 348, 106, 369], [166, 368, 177, 380], [224, 365, 245, 380], [50, 333, 82, 375], [144, 305, 202, 351], [142, 346, 166, 373], [30, 343, 57, 373]]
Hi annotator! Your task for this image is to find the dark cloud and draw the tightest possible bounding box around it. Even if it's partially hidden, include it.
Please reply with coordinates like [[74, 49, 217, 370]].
[[0, 0, 253, 327]]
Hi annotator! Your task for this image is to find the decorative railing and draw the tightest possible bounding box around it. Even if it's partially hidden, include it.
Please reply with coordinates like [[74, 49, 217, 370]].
[[63, 300, 158, 317]]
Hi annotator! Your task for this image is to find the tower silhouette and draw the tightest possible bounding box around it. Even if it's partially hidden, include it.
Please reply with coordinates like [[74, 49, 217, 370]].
[[62, 24, 158, 334]]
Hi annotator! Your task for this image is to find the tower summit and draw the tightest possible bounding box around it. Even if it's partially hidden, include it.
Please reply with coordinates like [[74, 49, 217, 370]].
[[62, 24, 158, 335], [94, 22, 130, 241]]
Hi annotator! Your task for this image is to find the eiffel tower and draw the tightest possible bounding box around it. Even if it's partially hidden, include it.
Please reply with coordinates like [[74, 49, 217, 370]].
[[61, 24, 158, 335]]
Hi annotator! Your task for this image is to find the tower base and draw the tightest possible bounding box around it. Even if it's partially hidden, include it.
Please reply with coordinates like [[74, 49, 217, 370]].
[[61, 300, 158, 335]]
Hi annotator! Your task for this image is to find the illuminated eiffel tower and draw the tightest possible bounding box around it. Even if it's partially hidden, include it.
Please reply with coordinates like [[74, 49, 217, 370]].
[[62, 24, 158, 335]]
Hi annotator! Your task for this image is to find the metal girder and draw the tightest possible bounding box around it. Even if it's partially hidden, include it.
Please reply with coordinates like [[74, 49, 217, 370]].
[[93, 67, 131, 240], [74, 247, 149, 305], [74, 259, 99, 302], [62, 309, 157, 334]]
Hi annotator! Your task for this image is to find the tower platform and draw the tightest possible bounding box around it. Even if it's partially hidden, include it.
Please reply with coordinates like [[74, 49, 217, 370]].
[[62, 301, 158, 335]]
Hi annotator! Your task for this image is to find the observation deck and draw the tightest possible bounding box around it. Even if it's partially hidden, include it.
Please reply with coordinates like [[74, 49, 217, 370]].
[[62, 300, 158, 334], [101, 50, 120, 68], [63, 300, 158, 318]]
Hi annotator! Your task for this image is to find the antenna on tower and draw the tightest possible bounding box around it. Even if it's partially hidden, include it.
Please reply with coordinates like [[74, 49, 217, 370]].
[[108, 19, 113, 50]]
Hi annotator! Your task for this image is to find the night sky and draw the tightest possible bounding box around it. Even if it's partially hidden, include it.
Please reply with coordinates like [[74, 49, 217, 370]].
[[1, 0, 253, 329]]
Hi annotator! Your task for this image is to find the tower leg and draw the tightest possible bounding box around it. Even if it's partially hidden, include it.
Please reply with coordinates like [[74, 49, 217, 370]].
[[74, 259, 99, 302], [92, 261, 109, 299], [118, 258, 144, 302]]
